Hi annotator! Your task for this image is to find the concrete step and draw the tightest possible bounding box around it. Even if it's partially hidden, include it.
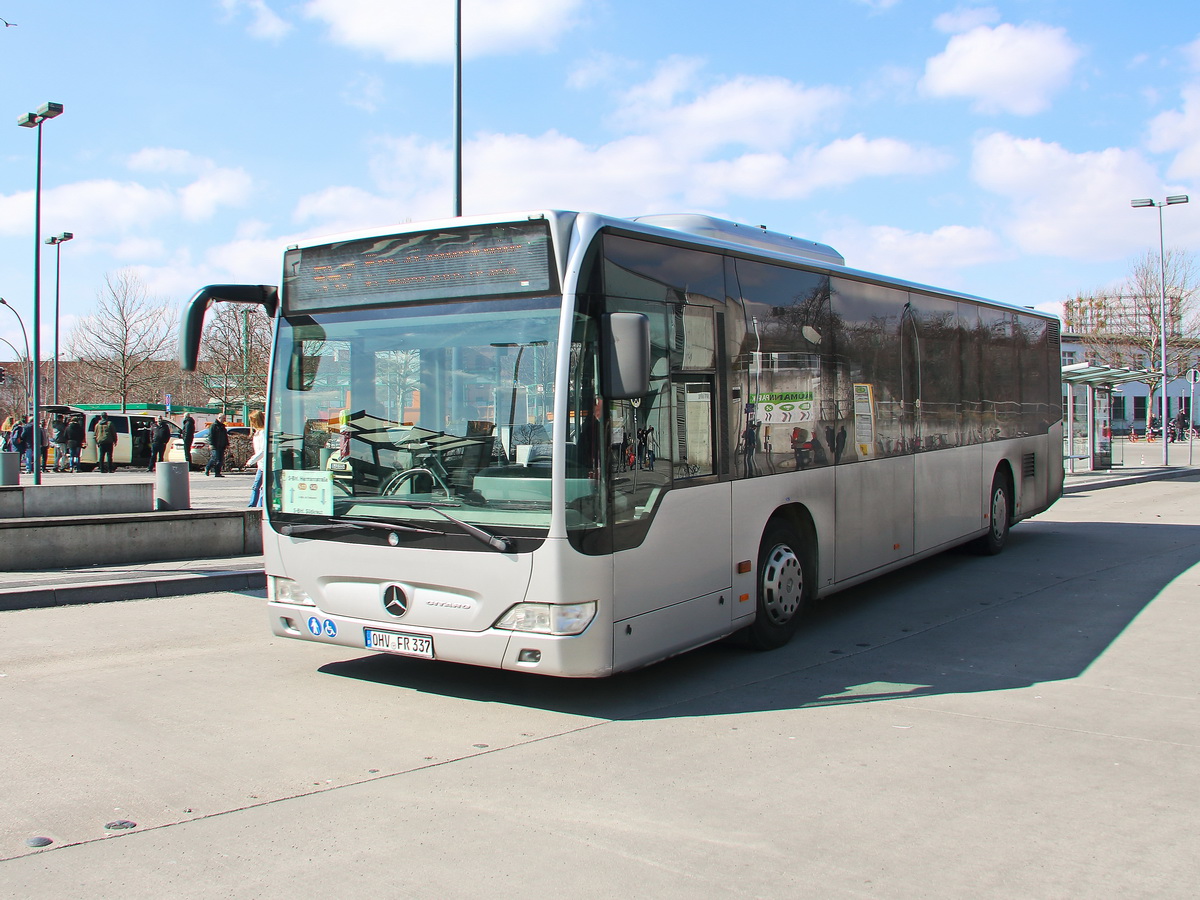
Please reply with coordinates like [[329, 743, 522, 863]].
[[0, 508, 262, 570], [0, 555, 266, 611]]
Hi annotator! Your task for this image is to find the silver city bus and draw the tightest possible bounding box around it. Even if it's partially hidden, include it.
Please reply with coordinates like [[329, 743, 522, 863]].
[[180, 211, 1063, 677]]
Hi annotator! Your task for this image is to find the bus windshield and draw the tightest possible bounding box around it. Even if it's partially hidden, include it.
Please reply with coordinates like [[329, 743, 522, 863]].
[[267, 296, 565, 533]]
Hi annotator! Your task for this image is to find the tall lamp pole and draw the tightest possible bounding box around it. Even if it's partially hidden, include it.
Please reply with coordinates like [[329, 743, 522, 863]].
[[17, 101, 65, 485], [453, 0, 462, 216], [46, 231, 73, 405], [1131, 194, 1189, 467]]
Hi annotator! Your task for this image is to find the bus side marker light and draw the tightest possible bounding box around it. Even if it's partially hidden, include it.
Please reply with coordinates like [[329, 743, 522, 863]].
[[739, 594, 750, 603], [518, 649, 542, 663], [736, 560, 752, 574]]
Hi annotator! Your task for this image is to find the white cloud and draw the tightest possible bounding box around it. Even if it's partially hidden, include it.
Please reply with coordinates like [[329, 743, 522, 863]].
[[221, 0, 291, 41], [110, 237, 167, 261], [615, 57, 846, 154], [293, 185, 418, 235], [179, 168, 253, 221], [567, 53, 636, 91], [1185, 36, 1200, 72], [921, 23, 1082, 115], [342, 73, 386, 114], [128, 148, 207, 175], [692, 135, 950, 204], [823, 223, 1004, 284], [933, 7, 1000, 34], [303, 0, 584, 63], [1147, 85, 1200, 180], [0, 180, 177, 238], [971, 132, 1166, 258]]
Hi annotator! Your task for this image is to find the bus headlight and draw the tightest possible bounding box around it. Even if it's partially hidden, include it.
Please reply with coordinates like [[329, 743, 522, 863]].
[[494, 601, 597, 636], [270, 576, 316, 606]]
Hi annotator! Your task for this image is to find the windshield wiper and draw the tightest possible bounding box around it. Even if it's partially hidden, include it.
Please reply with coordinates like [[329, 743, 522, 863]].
[[279, 518, 440, 539], [379, 501, 514, 553]]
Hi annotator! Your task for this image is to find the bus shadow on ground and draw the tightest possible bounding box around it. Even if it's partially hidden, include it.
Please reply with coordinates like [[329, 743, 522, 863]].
[[319, 520, 1200, 721]]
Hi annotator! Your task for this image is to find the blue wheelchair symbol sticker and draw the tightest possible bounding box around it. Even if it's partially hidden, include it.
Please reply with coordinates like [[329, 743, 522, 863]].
[[323, 619, 338, 638], [307, 616, 322, 635]]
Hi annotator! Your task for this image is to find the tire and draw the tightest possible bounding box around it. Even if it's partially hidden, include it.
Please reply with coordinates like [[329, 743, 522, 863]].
[[746, 520, 811, 650], [973, 471, 1011, 556]]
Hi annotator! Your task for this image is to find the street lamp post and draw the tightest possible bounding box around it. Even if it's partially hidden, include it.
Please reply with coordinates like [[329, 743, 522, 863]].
[[0, 297, 33, 413], [45, 231, 73, 405], [1131, 194, 1189, 467], [17, 101, 65, 485], [453, 0, 462, 216]]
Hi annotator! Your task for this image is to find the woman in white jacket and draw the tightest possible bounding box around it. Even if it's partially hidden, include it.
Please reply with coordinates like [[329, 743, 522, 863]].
[[246, 409, 266, 507]]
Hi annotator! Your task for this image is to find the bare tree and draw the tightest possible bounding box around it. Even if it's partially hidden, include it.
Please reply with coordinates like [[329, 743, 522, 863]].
[[66, 271, 177, 412], [1064, 249, 1200, 403], [199, 303, 273, 419]]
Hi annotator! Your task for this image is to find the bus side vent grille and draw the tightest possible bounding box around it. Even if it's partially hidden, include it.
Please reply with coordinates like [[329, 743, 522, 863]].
[[1022, 452, 1036, 479]]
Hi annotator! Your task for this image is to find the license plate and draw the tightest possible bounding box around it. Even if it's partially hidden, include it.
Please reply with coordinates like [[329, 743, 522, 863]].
[[364, 628, 435, 659]]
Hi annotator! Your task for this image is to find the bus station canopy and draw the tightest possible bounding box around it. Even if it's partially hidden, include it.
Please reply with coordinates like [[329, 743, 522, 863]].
[[1061, 362, 1155, 387]]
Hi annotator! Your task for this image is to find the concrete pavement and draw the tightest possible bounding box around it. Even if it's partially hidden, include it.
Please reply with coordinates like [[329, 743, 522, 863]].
[[2, 476, 1198, 897]]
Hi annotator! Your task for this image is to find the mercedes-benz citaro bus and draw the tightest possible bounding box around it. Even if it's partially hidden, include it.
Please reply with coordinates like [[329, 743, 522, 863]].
[[179, 211, 1063, 677]]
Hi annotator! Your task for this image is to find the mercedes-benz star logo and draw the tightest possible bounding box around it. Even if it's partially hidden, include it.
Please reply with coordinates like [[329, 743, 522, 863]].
[[383, 585, 409, 618]]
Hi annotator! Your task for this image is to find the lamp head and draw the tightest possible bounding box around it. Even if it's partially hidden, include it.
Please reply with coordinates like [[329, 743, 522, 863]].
[[1165, 195, 1190, 205], [16, 112, 38, 128], [36, 102, 63, 119], [1131, 198, 1155, 208]]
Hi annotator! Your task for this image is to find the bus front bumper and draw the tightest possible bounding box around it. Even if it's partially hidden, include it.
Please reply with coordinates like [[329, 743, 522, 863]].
[[269, 601, 614, 678]]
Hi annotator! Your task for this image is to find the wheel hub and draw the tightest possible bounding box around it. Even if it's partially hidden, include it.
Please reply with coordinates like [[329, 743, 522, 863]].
[[761, 544, 803, 624]]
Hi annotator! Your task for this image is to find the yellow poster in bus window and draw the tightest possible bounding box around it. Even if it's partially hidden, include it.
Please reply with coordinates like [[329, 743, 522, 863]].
[[853, 383, 875, 458]]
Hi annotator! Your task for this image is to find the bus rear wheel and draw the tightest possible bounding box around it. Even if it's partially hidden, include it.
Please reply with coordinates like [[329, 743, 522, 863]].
[[973, 472, 1011, 556], [746, 521, 810, 650]]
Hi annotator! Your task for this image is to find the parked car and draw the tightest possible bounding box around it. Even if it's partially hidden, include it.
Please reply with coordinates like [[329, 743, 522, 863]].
[[78, 412, 180, 471], [167, 425, 251, 470]]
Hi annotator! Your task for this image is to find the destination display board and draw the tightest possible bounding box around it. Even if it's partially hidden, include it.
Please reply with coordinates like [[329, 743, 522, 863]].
[[284, 221, 555, 313]]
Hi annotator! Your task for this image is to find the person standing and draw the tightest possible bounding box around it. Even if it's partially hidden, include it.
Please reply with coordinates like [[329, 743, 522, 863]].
[[93, 412, 117, 474], [51, 415, 68, 472], [14, 415, 33, 473], [205, 415, 229, 477], [180, 413, 196, 468], [149, 416, 171, 471], [245, 409, 266, 506], [66, 414, 85, 473]]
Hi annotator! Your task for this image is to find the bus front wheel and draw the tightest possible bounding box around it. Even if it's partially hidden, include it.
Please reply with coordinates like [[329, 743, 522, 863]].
[[746, 521, 810, 650]]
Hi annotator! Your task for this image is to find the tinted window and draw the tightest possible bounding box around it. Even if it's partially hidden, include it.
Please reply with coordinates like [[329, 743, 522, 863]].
[[830, 278, 911, 459], [732, 258, 836, 474], [602, 235, 724, 305]]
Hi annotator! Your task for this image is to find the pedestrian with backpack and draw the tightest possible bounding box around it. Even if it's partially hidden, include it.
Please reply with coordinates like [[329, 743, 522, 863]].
[[93, 413, 117, 473]]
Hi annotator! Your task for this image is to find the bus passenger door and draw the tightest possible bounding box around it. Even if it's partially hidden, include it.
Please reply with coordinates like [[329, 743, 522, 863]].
[[611, 307, 732, 670]]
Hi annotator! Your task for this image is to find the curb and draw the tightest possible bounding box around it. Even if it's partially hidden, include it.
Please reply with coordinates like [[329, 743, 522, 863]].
[[0, 569, 266, 612], [1063, 466, 1198, 495]]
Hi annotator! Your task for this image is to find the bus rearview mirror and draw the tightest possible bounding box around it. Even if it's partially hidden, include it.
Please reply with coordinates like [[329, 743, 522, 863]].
[[602, 312, 650, 400]]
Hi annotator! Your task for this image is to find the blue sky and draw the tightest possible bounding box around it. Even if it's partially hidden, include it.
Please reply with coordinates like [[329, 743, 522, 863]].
[[2, 0, 1199, 360]]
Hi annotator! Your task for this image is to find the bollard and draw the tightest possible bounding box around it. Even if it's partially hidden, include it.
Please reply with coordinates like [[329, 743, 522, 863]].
[[0, 451, 19, 486], [154, 461, 191, 510]]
